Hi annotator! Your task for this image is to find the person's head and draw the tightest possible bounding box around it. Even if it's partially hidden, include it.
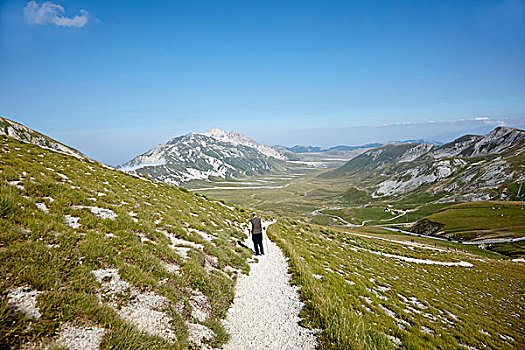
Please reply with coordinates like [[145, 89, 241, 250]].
[[252, 212, 257, 217]]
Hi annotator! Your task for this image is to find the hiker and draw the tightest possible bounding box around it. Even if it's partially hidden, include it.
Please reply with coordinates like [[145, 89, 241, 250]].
[[249, 212, 264, 255]]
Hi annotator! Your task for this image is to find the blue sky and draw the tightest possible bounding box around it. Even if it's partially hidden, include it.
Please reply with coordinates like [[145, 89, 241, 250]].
[[1, 0, 524, 165]]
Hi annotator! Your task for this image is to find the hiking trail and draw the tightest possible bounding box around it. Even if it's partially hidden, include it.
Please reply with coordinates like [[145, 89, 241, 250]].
[[223, 220, 317, 350]]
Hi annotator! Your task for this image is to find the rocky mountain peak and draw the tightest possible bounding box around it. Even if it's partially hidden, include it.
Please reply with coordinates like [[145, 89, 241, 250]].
[[118, 128, 286, 185], [204, 128, 285, 160]]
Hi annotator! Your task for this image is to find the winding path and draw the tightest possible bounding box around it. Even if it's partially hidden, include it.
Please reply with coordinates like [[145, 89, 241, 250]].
[[223, 221, 317, 350]]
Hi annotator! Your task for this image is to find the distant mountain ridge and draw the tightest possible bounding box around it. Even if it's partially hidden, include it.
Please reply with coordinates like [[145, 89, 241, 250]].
[[426, 127, 524, 159], [325, 126, 525, 202], [118, 129, 286, 185], [280, 140, 440, 154], [280, 143, 383, 154]]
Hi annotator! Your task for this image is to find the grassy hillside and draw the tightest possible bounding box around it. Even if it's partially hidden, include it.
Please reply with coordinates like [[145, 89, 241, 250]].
[[0, 135, 256, 349], [268, 220, 525, 350], [0, 117, 84, 159], [423, 201, 525, 238], [411, 201, 525, 257]]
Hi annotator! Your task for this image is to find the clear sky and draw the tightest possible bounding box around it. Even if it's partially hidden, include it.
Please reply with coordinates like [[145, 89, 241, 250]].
[[1, 0, 524, 165]]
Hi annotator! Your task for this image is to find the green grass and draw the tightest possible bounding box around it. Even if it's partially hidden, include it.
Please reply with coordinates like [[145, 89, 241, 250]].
[[416, 201, 525, 250], [426, 201, 525, 233], [322, 207, 394, 225], [0, 136, 254, 349], [188, 167, 452, 228], [3, 132, 524, 349], [268, 219, 525, 350], [187, 168, 345, 218], [336, 225, 506, 259]]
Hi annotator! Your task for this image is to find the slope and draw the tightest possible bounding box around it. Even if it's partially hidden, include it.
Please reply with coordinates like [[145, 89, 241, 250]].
[[408, 201, 525, 257], [0, 132, 258, 349], [324, 142, 435, 177], [268, 220, 525, 349], [0, 116, 84, 159]]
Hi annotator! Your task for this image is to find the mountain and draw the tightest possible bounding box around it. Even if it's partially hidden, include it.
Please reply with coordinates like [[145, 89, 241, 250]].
[[281, 143, 382, 154], [327, 143, 383, 151], [280, 141, 438, 154], [426, 126, 525, 159], [0, 119, 256, 349], [325, 127, 525, 202], [118, 129, 287, 185], [0, 116, 84, 159], [286, 145, 324, 153], [387, 139, 443, 146], [205, 128, 285, 159], [325, 142, 436, 176]]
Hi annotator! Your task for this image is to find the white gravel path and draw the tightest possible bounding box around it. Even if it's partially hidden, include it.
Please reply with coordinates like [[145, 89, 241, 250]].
[[223, 221, 317, 350]]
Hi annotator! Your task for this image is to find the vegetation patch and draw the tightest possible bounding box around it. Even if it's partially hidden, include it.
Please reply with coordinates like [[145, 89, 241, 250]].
[[0, 135, 255, 349], [268, 219, 524, 349]]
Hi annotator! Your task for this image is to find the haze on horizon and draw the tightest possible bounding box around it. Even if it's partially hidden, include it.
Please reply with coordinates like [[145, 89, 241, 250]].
[[1, 0, 524, 165]]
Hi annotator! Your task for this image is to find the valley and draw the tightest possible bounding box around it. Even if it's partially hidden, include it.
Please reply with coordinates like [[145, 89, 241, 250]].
[[179, 127, 525, 260], [1, 117, 524, 349], [189, 167, 525, 258]]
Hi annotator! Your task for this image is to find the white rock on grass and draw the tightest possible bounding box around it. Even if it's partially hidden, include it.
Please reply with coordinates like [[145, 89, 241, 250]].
[[162, 261, 181, 274], [119, 293, 178, 342], [35, 202, 49, 213], [129, 211, 137, 217], [7, 286, 42, 319], [72, 206, 117, 220], [138, 232, 154, 243], [358, 246, 474, 267], [223, 221, 317, 350], [8, 180, 25, 190], [385, 334, 402, 347], [64, 215, 81, 229], [90, 268, 179, 342], [224, 266, 241, 275], [55, 324, 106, 350], [174, 247, 192, 260], [205, 254, 219, 270], [187, 323, 215, 349], [421, 325, 434, 334], [157, 229, 203, 259], [189, 289, 213, 322], [188, 227, 215, 242], [163, 230, 204, 250], [91, 268, 130, 299]]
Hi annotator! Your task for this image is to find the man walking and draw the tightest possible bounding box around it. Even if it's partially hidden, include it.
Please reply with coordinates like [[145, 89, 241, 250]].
[[249, 212, 264, 255]]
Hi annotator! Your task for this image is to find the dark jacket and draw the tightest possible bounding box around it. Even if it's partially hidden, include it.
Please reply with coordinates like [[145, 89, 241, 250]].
[[250, 217, 262, 234]]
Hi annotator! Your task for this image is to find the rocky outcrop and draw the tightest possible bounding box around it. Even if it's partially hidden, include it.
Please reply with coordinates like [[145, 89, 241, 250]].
[[409, 219, 445, 236]]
